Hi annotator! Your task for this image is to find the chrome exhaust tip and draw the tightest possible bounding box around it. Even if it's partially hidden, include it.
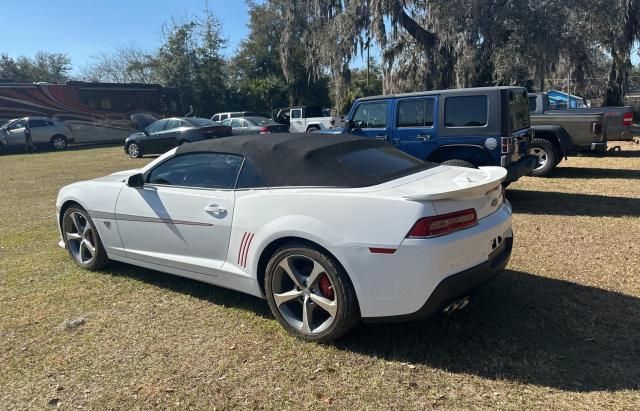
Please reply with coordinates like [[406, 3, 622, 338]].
[[443, 296, 470, 314]]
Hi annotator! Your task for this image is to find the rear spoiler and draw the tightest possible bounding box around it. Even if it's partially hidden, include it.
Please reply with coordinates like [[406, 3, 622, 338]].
[[403, 166, 507, 201]]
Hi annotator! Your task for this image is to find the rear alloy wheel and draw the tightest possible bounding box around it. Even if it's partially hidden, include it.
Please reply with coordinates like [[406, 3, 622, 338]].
[[62, 207, 109, 270], [306, 126, 320, 133], [51, 135, 67, 151], [127, 142, 143, 158], [265, 244, 359, 342], [528, 138, 560, 177], [442, 159, 475, 168]]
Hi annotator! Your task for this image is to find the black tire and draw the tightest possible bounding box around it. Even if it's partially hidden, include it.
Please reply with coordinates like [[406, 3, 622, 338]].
[[51, 135, 68, 151], [127, 142, 143, 158], [0, 143, 5, 155], [265, 242, 359, 342], [441, 159, 475, 168], [62, 207, 109, 270], [528, 138, 560, 177], [306, 126, 320, 133]]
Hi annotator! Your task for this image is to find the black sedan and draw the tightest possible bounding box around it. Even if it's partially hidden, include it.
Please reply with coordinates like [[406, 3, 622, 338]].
[[124, 117, 233, 158]]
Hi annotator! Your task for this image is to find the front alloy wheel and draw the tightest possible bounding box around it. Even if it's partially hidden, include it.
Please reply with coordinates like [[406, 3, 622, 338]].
[[51, 135, 67, 150], [265, 244, 359, 342], [127, 142, 142, 158], [62, 208, 108, 270]]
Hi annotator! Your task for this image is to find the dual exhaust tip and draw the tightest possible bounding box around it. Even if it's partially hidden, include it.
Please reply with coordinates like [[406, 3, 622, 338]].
[[443, 296, 470, 314]]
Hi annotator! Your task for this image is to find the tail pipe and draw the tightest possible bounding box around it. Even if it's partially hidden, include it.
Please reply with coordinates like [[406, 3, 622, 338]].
[[443, 296, 470, 314]]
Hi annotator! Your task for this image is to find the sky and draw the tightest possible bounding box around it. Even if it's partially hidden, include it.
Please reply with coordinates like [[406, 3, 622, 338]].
[[0, 0, 253, 74], [0, 0, 636, 76]]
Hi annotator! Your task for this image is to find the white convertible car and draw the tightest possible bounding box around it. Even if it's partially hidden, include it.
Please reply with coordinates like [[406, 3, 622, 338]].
[[56, 133, 513, 341]]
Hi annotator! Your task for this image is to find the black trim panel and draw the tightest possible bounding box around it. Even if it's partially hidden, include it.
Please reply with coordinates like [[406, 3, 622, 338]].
[[363, 236, 513, 323], [88, 210, 213, 227]]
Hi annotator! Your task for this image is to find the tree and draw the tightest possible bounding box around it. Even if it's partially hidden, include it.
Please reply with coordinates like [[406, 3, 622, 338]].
[[0, 52, 71, 83], [153, 6, 228, 116], [79, 45, 157, 83]]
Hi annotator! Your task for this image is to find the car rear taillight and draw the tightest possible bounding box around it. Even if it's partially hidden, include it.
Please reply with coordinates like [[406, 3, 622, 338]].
[[406, 209, 478, 239], [592, 121, 603, 136], [330, 118, 336, 126], [260, 127, 271, 134], [623, 112, 633, 126], [501, 137, 513, 154]]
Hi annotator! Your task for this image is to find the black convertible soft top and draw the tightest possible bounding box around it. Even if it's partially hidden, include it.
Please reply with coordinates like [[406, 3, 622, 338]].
[[175, 133, 436, 188]]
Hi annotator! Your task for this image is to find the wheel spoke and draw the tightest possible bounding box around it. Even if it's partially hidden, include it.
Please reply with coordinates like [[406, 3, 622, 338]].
[[309, 293, 337, 317], [71, 213, 83, 233], [278, 258, 303, 289], [273, 289, 303, 307], [79, 241, 87, 261], [82, 223, 91, 236], [306, 260, 325, 288], [301, 296, 315, 333], [66, 232, 82, 241], [82, 239, 95, 256]]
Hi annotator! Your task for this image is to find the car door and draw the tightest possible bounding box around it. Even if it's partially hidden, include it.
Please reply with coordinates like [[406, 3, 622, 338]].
[[115, 152, 243, 276], [162, 118, 181, 147], [349, 101, 391, 142], [394, 97, 438, 159], [28, 119, 50, 144], [4, 119, 26, 146], [142, 119, 169, 154], [230, 118, 243, 134], [290, 109, 304, 132]]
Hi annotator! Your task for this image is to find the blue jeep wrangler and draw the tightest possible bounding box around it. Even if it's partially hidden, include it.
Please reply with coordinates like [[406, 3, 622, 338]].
[[330, 86, 536, 184]]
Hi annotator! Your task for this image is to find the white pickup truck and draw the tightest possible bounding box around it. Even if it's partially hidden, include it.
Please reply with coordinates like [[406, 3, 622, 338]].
[[272, 106, 343, 133]]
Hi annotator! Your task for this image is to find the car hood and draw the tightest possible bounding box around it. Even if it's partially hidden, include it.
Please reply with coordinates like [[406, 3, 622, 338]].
[[130, 113, 159, 131], [92, 169, 142, 183]]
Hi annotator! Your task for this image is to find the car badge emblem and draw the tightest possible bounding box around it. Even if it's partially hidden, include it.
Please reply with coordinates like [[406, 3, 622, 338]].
[[103, 221, 112, 229], [491, 198, 498, 207]]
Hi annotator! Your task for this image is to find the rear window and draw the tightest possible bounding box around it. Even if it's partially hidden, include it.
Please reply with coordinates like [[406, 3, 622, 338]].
[[445, 96, 488, 127], [397, 99, 434, 127], [29, 119, 48, 128], [510, 90, 530, 131], [528, 96, 537, 112], [337, 146, 430, 178], [304, 106, 324, 117]]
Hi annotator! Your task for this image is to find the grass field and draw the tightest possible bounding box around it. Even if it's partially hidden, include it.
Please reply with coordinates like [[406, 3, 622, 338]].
[[1, 142, 639, 409]]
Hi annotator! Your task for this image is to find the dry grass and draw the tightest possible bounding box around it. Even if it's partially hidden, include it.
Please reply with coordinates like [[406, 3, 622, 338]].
[[1, 142, 639, 410]]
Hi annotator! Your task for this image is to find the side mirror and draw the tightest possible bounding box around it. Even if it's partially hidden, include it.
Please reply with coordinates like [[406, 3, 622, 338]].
[[126, 173, 145, 188], [143, 128, 149, 136]]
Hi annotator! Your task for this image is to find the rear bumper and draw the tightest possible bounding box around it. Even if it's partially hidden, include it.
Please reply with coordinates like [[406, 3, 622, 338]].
[[364, 236, 512, 323], [504, 155, 537, 184]]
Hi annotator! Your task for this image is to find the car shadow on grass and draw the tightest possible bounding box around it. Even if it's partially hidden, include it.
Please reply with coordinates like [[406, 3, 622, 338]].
[[338, 269, 640, 392], [104, 261, 271, 319], [507, 189, 640, 217], [551, 167, 640, 180]]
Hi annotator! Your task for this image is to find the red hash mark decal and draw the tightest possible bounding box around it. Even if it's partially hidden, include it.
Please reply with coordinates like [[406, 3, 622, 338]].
[[237, 232, 254, 268]]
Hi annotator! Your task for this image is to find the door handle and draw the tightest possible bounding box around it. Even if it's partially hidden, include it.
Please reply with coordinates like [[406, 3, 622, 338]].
[[204, 204, 227, 216], [375, 135, 387, 140], [416, 134, 431, 141]]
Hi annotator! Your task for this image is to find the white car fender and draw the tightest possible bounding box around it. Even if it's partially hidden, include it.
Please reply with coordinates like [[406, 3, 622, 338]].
[[244, 215, 344, 295]]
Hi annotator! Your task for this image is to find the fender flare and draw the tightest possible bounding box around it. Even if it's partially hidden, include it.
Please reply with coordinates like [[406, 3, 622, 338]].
[[426, 144, 494, 166], [530, 125, 571, 156]]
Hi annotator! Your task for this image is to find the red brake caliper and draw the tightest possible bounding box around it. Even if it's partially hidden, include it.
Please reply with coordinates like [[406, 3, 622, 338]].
[[318, 274, 334, 300]]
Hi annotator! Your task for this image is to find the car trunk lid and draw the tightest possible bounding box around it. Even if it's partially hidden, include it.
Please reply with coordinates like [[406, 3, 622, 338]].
[[395, 166, 507, 220]]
